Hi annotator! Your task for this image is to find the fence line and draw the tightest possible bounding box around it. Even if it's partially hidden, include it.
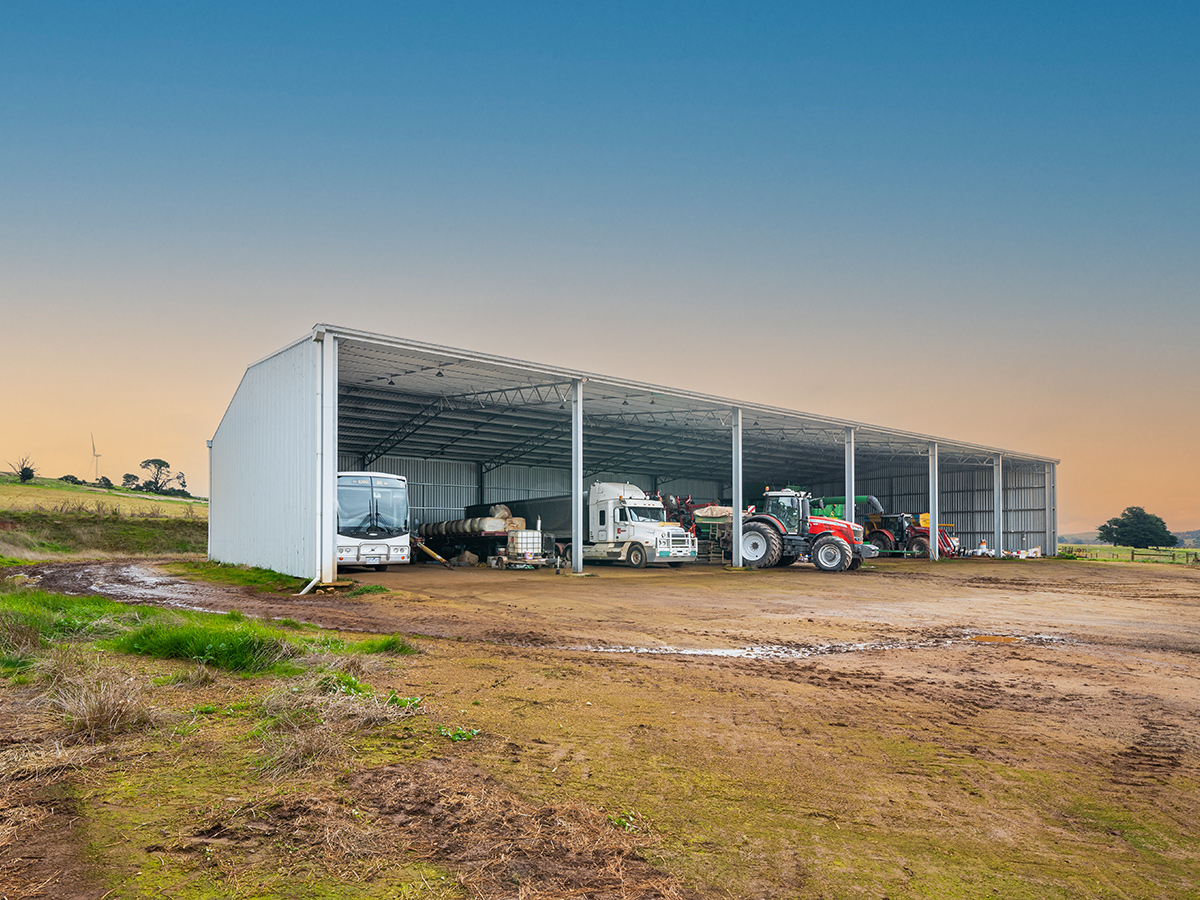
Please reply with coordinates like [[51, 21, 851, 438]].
[[1062, 545, 1200, 565]]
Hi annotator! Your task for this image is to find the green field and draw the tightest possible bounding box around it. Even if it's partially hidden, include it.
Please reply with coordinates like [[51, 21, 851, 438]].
[[0, 476, 208, 563]]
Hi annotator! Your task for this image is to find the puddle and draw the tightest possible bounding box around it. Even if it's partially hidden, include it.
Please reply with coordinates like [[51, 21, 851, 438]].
[[18, 563, 221, 613], [569, 632, 1069, 660]]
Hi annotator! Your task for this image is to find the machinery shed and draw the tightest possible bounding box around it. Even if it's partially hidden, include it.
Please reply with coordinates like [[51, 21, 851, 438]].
[[209, 325, 1058, 581]]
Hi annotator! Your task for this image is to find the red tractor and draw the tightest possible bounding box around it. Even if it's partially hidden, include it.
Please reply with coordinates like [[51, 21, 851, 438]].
[[740, 488, 878, 571], [861, 512, 959, 558], [809, 495, 960, 558]]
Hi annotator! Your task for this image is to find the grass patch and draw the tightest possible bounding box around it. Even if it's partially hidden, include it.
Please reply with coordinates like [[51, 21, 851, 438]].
[[0, 582, 145, 643], [352, 634, 419, 656], [111, 618, 298, 673], [165, 560, 308, 594], [0, 507, 208, 557], [347, 583, 389, 597]]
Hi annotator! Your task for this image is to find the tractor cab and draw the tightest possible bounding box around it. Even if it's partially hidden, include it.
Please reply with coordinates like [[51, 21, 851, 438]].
[[760, 488, 811, 534]]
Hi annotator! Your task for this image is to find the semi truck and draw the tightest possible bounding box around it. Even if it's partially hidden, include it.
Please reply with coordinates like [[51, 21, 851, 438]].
[[466, 481, 697, 568]]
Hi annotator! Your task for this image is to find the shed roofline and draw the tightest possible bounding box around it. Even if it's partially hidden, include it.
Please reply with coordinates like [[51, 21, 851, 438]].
[[313, 323, 1059, 466]]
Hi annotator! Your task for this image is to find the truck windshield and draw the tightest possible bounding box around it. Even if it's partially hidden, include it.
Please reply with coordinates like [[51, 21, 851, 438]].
[[337, 475, 409, 538], [626, 505, 666, 523]]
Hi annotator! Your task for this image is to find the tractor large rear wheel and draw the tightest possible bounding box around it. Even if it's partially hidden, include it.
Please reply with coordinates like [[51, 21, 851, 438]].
[[740, 523, 782, 568], [867, 531, 892, 553], [812, 535, 852, 572]]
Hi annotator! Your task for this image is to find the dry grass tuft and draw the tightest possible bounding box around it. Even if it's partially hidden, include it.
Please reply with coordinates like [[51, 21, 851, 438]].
[[41, 654, 158, 741], [0, 614, 42, 659], [162, 662, 216, 687], [0, 741, 101, 784], [254, 678, 423, 776], [256, 720, 345, 776]]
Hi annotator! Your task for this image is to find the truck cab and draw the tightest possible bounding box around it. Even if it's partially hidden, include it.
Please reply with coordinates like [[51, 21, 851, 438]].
[[586, 482, 697, 567]]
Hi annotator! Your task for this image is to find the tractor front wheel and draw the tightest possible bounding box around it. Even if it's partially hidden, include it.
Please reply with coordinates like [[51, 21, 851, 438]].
[[812, 535, 852, 572], [906, 536, 930, 558], [740, 523, 783, 568]]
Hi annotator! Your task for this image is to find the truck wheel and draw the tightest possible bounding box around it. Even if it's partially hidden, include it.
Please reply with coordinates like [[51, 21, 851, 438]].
[[868, 531, 892, 553], [373, 564, 388, 572], [812, 535, 852, 572], [740, 523, 782, 568], [667, 561, 684, 568], [907, 536, 930, 558], [627, 543, 648, 569]]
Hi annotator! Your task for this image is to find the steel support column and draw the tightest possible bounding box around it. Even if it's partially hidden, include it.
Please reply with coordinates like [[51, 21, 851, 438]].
[[571, 379, 584, 574], [928, 441, 939, 561], [1046, 462, 1057, 554], [993, 453, 1004, 557], [318, 331, 338, 583], [732, 408, 743, 567], [843, 427, 856, 524]]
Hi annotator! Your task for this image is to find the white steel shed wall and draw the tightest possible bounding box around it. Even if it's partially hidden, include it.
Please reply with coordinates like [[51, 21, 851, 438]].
[[210, 338, 321, 578]]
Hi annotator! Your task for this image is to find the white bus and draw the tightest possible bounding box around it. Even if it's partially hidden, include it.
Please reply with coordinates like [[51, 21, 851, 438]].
[[336, 472, 411, 570]]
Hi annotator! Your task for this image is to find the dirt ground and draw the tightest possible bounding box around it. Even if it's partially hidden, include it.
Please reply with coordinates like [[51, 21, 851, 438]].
[[8, 556, 1200, 898]]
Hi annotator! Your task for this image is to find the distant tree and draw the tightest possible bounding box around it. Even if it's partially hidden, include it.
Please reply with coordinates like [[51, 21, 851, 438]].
[[1097, 507, 1177, 549], [122, 473, 140, 489], [7, 454, 37, 483], [96, 475, 113, 489], [139, 459, 178, 493], [59, 474, 84, 485]]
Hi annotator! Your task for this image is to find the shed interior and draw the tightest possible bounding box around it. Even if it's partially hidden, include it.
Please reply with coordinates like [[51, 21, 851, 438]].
[[330, 328, 1057, 552]]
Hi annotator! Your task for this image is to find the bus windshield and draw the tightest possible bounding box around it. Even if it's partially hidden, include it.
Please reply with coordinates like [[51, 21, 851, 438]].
[[337, 475, 409, 538]]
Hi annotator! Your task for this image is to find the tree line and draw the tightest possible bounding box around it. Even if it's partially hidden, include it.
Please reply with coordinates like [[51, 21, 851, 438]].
[[7, 455, 192, 498]]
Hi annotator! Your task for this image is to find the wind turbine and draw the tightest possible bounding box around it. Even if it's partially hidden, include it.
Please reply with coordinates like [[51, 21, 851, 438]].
[[91, 433, 102, 482]]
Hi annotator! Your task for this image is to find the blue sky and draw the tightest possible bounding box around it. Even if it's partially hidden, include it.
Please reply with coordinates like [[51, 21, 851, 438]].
[[3, 3, 1198, 531]]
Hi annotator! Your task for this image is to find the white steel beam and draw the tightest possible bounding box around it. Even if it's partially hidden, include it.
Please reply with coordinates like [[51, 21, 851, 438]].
[[844, 426, 856, 524], [572, 379, 584, 574], [732, 408, 743, 567], [319, 332, 338, 583], [929, 441, 939, 562], [993, 452, 1004, 557], [1046, 462, 1057, 554]]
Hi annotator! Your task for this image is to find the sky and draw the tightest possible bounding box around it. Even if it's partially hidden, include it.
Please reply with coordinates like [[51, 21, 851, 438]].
[[2, 2, 1197, 534]]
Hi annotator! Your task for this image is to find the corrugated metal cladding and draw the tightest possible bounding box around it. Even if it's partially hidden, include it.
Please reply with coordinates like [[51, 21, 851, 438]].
[[211, 339, 320, 578], [810, 463, 1053, 554], [338, 454, 724, 523], [344, 454, 477, 524]]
